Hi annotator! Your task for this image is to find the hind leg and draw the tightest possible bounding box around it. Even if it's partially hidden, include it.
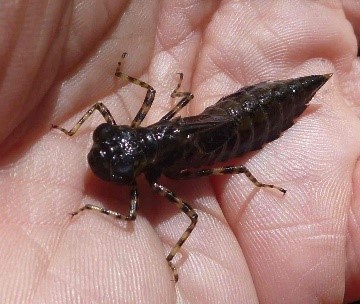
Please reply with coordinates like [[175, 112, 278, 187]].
[[172, 166, 286, 194]]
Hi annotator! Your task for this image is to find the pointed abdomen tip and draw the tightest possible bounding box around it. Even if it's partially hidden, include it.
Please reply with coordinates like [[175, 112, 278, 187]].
[[324, 73, 333, 80]]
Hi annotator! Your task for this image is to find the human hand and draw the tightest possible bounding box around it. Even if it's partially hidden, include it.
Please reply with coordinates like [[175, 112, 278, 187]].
[[0, 1, 359, 303]]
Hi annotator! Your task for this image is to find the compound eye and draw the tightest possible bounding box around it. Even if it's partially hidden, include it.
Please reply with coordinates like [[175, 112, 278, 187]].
[[87, 145, 112, 181]]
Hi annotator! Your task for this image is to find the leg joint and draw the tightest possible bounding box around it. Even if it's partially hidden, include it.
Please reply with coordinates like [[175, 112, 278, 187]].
[[126, 214, 137, 221], [191, 212, 198, 222]]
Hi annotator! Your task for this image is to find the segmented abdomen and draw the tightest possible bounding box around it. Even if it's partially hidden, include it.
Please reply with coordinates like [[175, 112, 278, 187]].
[[163, 74, 331, 172]]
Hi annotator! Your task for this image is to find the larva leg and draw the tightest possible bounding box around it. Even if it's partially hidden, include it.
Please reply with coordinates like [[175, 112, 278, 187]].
[[115, 53, 156, 128], [160, 73, 194, 121], [173, 166, 286, 194], [51, 103, 116, 136], [150, 181, 198, 282], [71, 184, 138, 221]]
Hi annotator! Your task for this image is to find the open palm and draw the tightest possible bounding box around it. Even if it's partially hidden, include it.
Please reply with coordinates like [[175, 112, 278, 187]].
[[1, 1, 360, 303]]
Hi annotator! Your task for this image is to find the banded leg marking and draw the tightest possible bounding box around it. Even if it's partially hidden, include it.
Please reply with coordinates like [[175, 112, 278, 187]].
[[160, 73, 194, 121], [115, 53, 156, 128], [71, 184, 138, 221], [176, 166, 286, 194], [150, 181, 198, 282], [51, 103, 116, 136]]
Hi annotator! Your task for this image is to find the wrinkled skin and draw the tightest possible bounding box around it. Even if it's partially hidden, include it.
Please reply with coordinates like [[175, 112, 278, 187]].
[[0, 1, 360, 303]]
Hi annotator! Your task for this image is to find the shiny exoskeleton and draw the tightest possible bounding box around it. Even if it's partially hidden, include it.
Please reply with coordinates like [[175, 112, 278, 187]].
[[52, 53, 332, 282]]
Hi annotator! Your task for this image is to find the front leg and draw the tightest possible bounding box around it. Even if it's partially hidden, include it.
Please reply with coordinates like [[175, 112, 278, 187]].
[[71, 183, 138, 221], [51, 102, 116, 136]]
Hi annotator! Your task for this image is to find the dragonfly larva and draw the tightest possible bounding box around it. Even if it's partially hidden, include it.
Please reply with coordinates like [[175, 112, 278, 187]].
[[52, 53, 332, 282]]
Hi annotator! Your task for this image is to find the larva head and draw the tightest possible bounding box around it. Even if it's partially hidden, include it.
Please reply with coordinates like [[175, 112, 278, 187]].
[[87, 123, 145, 185]]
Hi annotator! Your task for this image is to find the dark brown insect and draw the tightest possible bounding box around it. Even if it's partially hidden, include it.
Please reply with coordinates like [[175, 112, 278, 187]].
[[52, 53, 332, 282]]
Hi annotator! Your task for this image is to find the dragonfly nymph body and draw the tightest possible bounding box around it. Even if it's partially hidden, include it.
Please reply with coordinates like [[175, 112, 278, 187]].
[[52, 53, 331, 282]]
